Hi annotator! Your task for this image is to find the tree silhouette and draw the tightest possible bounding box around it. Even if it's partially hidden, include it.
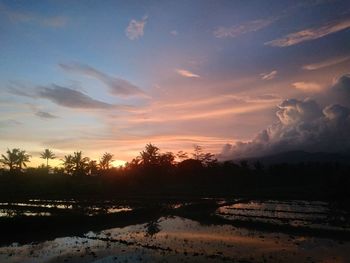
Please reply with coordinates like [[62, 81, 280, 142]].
[[140, 143, 160, 166], [0, 148, 31, 172], [40, 149, 55, 168], [71, 151, 89, 176], [0, 148, 20, 172], [62, 152, 89, 176], [99, 152, 114, 170], [17, 150, 31, 170], [87, 160, 99, 176], [62, 154, 74, 175], [191, 145, 216, 166], [201, 152, 217, 166], [159, 152, 176, 167], [176, 151, 188, 162], [192, 145, 204, 160], [125, 156, 142, 170]]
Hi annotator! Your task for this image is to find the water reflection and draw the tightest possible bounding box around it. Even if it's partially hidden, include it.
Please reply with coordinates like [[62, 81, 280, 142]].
[[0, 216, 349, 263], [0, 209, 51, 217], [217, 200, 350, 231], [0, 200, 133, 218]]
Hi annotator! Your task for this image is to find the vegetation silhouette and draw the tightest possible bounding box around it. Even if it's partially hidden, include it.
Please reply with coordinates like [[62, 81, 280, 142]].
[[0, 148, 31, 173], [62, 151, 90, 176], [99, 152, 114, 170], [0, 144, 349, 204], [40, 149, 55, 168]]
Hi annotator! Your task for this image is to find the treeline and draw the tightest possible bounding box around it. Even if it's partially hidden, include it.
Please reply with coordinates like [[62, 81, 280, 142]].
[[0, 144, 217, 176], [0, 144, 349, 201]]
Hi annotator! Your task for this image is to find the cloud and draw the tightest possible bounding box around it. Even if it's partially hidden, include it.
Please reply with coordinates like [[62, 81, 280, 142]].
[[0, 3, 68, 28], [7, 83, 135, 111], [176, 69, 200, 78], [125, 16, 147, 40], [170, 30, 178, 36], [7, 86, 33, 97], [330, 74, 350, 107], [260, 70, 277, 80], [292, 82, 322, 92], [126, 101, 273, 124], [323, 104, 350, 121], [276, 98, 322, 125], [59, 63, 146, 97], [220, 74, 350, 159], [37, 84, 113, 109], [266, 18, 350, 47], [122, 92, 280, 127], [213, 18, 276, 38], [252, 94, 281, 102], [303, 55, 350, 70], [0, 119, 22, 128], [35, 111, 59, 119]]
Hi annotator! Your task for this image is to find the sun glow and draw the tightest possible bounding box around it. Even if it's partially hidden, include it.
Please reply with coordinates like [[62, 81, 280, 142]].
[[112, 159, 127, 167]]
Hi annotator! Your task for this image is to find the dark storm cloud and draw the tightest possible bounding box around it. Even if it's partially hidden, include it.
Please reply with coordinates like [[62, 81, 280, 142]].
[[220, 74, 350, 159], [59, 63, 146, 97], [331, 74, 350, 107]]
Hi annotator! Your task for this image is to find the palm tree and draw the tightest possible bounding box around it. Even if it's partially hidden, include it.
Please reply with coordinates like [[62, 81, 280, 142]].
[[140, 143, 160, 166], [62, 154, 74, 175], [87, 160, 99, 176], [16, 150, 31, 170], [71, 151, 89, 176], [0, 148, 20, 172], [99, 152, 114, 170], [40, 149, 55, 168]]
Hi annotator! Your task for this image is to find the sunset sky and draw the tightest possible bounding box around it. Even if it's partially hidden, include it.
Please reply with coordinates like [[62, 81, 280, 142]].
[[1, 0, 350, 167]]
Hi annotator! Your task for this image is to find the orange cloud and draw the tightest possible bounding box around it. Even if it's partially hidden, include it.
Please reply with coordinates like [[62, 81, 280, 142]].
[[303, 55, 350, 70], [127, 102, 274, 123], [292, 82, 322, 92], [176, 69, 200, 78]]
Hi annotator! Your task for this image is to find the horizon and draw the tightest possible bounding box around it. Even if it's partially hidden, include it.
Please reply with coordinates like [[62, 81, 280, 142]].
[[1, 145, 350, 169], [1, 0, 350, 167]]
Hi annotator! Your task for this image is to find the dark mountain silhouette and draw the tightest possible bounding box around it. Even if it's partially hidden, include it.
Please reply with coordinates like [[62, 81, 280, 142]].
[[239, 150, 350, 165]]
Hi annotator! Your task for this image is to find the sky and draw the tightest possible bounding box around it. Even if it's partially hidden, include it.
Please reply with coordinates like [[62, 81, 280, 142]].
[[1, 0, 350, 167]]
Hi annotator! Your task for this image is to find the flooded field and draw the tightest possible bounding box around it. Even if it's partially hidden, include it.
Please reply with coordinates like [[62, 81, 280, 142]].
[[0, 200, 133, 217], [0, 199, 349, 262], [217, 200, 350, 232]]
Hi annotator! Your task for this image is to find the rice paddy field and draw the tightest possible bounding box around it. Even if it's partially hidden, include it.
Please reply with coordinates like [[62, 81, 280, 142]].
[[0, 198, 349, 262]]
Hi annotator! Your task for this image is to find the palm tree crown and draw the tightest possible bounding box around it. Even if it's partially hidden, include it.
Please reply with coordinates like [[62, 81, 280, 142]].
[[99, 152, 114, 170], [40, 149, 55, 167], [17, 150, 31, 170], [0, 148, 31, 172]]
